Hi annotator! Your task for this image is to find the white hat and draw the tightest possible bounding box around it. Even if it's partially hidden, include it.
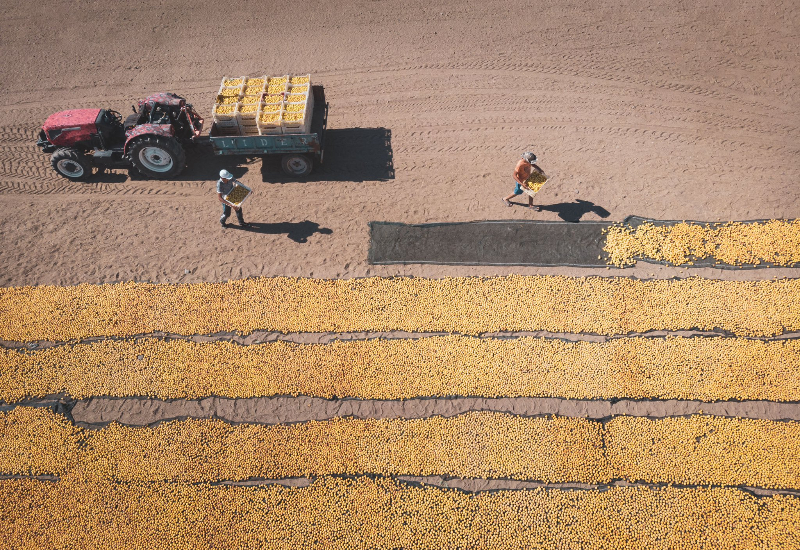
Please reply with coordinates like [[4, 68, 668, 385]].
[[219, 169, 233, 179]]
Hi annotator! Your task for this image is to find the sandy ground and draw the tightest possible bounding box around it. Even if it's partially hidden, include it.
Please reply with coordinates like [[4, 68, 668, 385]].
[[0, 0, 798, 287], [0, 0, 799, 493], [69, 396, 800, 427]]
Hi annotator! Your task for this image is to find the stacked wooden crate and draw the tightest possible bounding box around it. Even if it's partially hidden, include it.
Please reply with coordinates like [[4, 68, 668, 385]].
[[212, 74, 313, 136]]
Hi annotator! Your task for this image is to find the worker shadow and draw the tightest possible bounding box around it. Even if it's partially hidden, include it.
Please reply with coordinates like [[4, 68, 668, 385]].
[[538, 199, 611, 223], [227, 220, 333, 243], [261, 127, 394, 183]]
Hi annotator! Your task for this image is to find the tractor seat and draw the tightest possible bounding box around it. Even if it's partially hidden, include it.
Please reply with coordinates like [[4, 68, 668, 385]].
[[150, 107, 171, 124], [123, 113, 140, 132]]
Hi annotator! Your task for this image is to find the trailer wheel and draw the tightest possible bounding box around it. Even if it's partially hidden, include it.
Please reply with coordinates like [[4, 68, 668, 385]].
[[51, 148, 92, 181], [281, 154, 313, 177], [128, 135, 186, 179]]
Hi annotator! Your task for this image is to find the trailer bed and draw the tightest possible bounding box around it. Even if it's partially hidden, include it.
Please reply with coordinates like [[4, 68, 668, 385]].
[[205, 85, 327, 162]]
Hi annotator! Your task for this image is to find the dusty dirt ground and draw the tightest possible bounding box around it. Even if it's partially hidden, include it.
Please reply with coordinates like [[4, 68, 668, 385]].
[[0, 0, 798, 287], [1, 0, 799, 499]]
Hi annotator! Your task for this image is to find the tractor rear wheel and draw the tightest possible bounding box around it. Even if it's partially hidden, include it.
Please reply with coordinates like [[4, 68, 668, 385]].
[[128, 135, 186, 179], [51, 148, 92, 181]]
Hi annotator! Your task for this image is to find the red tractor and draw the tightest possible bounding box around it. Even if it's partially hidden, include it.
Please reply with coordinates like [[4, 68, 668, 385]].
[[36, 93, 204, 181]]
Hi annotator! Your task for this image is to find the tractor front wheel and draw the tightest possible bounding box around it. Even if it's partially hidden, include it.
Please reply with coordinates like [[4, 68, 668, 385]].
[[51, 148, 92, 181], [128, 135, 186, 179]]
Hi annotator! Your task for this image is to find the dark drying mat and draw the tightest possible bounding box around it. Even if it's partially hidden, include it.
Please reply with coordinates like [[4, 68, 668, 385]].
[[368, 220, 613, 266]]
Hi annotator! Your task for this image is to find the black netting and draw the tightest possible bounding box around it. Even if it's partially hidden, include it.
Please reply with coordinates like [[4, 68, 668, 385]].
[[369, 220, 613, 267]]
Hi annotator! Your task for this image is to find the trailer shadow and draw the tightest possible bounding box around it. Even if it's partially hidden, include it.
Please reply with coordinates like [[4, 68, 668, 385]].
[[225, 220, 333, 243], [261, 127, 394, 183]]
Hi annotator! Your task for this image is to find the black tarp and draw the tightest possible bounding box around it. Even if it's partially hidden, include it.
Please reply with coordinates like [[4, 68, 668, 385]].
[[368, 220, 613, 266]]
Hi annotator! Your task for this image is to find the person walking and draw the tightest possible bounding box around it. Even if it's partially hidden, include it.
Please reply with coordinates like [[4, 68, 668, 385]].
[[503, 152, 548, 211], [217, 169, 249, 228]]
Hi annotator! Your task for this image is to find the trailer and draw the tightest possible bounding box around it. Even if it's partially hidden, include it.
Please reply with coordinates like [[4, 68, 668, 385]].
[[202, 85, 328, 177]]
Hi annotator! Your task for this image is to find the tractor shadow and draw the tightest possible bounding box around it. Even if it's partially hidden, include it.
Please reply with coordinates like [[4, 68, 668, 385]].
[[261, 127, 394, 183], [84, 127, 392, 184], [226, 220, 333, 243], [92, 151, 254, 183], [174, 147, 256, 181], [90, 170, 130, 183]]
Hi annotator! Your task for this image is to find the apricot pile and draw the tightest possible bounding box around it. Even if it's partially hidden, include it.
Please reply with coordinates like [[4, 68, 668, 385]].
[[604, 219, 800, 267], [1, 476, 798, 549], [2, 276, 798, 341], [2, 336, 797, 402], [2, 408, 798, 489]]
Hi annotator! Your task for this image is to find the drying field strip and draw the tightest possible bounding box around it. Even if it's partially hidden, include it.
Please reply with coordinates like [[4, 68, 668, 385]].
[[2, 336, 799, 402], [3, 407, 799, 489], [2, 477, 798, 549], [2, 275, 799, 548], [604, 218, 800, 267], [1, 276, 799, 339]]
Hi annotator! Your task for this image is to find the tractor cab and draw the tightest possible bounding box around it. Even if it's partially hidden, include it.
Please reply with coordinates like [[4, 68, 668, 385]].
[[94, 110, 126, 149]]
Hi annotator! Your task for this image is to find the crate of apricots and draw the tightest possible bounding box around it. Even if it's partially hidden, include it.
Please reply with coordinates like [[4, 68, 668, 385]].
[[282, 74, 314, 134], [217, 76, 246, 98], [521, 171, 549, 197], [223, 181, 252, 207], [257, 103, 283, 135], [213, 76, 247, 129]]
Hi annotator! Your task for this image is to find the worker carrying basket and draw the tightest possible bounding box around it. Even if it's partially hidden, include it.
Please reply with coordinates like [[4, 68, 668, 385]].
[[503, 151, 550, 211]]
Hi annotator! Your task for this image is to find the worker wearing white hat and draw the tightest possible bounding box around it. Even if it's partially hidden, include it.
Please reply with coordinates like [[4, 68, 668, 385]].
[[502, 152, 548, 211], [216, 169, 249, 228]]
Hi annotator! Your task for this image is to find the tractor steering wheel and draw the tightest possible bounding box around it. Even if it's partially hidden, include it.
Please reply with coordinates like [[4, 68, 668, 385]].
[[107, 110, 123, 127]]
